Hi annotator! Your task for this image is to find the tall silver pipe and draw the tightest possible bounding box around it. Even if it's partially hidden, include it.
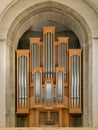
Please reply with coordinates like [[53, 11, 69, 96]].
[[24, 57, 27, 98], [50, 33, 52, 78], [55, 45, 58, 67], [45, 33, 48, 78], [21, 56, 24, 106], [74, 56, 77, 107], [64, 44, 67, 81], [48, 33, 50, 78], [18, 57, 21, 98], [32, 44, 34, 80], [60, 43, 67, 81], [18, 57, 22, 107], [71, 56, 74, 107], [45, 33, 53, 79], [76, 56, 80, 106], [32, 43, 38, 80]]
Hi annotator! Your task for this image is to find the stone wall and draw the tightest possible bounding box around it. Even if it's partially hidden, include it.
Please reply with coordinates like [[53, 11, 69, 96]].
[[0, 0, 98, 127]]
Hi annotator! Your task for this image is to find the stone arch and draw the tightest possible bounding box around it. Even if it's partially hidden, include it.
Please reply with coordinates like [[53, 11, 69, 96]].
[[1, 1, 93, 126]]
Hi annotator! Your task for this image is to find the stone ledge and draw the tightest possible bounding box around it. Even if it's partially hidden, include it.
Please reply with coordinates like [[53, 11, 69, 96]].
[[0, 128, 98, 130]]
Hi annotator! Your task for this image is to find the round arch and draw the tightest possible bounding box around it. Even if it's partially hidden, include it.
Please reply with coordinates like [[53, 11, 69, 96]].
[[0, 1, 93, 127]]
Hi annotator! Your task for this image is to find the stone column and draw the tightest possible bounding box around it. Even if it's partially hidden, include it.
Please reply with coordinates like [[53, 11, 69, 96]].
[[0, 39, 6, 127], [88, 43, 93, 127], [92, 37, 98, 127], [82, 42, 93, 127], [82, 43, 89, 126], [6, 43, 16, 126]]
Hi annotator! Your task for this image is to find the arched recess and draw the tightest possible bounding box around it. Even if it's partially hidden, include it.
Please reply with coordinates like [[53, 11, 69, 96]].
[[6, 1, 92, 127]]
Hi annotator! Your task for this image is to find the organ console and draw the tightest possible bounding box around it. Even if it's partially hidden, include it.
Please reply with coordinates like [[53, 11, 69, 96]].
[[16, 26, 82, 127]]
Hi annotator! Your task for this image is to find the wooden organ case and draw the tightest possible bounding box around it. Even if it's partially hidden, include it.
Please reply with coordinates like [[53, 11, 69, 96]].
[[16, 26, 82, 127]]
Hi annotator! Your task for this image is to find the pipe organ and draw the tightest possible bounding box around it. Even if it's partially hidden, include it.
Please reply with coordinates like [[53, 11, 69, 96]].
[[16, 26, 82, 127]]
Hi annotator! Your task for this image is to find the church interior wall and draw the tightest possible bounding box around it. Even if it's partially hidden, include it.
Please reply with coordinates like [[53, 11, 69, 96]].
[[0, 0, 98, 127]]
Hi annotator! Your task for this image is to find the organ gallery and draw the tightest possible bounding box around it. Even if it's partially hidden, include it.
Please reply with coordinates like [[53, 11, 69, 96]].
[[16, 26, 82, 127]]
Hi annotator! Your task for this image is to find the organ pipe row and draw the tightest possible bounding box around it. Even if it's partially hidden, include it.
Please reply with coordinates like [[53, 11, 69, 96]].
[[16, 50, 29, 114], [69, 49, 82, 113], [44, 33, 54, 78], [16, 26, 82, 115]]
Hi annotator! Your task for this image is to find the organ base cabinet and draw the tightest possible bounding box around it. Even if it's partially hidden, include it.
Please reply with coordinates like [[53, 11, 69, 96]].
[[29, 109, 69, 127], [16, 26, 82, 127]]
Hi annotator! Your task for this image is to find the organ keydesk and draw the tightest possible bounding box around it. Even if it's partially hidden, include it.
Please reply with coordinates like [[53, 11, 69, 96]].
[[16, 26, 82, 127]]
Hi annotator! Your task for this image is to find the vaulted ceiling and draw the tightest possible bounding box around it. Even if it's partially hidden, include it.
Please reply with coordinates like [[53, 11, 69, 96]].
[[0, 0, 98, 18]]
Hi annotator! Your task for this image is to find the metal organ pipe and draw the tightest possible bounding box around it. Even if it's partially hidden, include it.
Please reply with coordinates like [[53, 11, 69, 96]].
[[45, 33, 48, 78], [18, 57, 21, 107], [45, 32, 53, 79], [21, 56, 24, 107], [76, 56, 80, 107], [71, 56, 74, 107], [46, 83, 52, 105], [64, 44, 67, 81], [32, 43, 38, 80], [60, 43, 67, 81], [71, 55, 80, 107], [50, 34, 53, 78], [24, 57, 27, 106], [48, 33, 50, 78], [74, 56, 77, 107], [18, 56, 27, 107]]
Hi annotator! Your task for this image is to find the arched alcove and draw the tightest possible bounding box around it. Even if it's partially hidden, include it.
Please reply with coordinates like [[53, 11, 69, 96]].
[[18, 20, 80, 50], [5, 1, 92, 127]]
